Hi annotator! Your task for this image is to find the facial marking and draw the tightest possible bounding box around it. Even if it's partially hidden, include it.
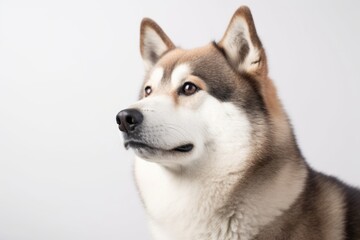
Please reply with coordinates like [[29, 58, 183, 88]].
[[148, 67, 164, 88], [171, 64, 191, 89]]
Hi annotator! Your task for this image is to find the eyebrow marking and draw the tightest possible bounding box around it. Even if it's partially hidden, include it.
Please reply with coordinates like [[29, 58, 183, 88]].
[[147, 67, 164, 87], [170, 64, 191, 89]]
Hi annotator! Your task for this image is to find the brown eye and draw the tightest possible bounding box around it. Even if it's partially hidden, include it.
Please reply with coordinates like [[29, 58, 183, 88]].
[[144, 86, 152, 97], [181, 82, 199, 96]]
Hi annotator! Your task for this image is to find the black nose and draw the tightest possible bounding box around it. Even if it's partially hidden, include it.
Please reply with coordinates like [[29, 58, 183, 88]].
[[116, 108, 144, 133]]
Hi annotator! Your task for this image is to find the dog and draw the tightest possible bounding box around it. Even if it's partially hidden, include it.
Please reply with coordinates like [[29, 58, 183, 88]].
[[116, 6, 360, 240]]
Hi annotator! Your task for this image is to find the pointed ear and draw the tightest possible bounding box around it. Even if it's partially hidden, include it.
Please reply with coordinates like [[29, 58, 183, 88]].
[[219, 6, 267, 76], [140, 18, 175, 70]]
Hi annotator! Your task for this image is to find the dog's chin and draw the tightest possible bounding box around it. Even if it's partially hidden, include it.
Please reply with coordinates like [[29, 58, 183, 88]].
[[124, 140, 194, 160]]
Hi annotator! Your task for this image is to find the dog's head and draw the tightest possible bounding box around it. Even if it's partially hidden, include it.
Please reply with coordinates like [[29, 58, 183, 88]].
[[117, 7, 282, 168]]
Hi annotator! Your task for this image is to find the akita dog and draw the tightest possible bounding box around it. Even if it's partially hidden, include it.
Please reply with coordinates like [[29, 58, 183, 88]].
[[116, 6, 360, 240]]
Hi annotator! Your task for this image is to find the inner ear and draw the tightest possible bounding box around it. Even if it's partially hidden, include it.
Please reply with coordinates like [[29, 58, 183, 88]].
[[140, 18, 175, 70], [219, 6, 266, 75]]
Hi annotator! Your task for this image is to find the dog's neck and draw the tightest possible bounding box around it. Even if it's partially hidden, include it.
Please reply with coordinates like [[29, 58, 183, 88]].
[[134, 137, 307, 240]]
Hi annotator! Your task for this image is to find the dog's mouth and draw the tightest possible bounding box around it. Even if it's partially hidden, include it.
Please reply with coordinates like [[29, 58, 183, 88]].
[[172, 144, 194, 152], [124, 141, 194, 153]]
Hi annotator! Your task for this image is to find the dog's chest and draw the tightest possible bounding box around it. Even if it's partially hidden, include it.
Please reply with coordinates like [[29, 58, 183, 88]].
[[134, 158, 211, 237], [134, 158, 265, 240]]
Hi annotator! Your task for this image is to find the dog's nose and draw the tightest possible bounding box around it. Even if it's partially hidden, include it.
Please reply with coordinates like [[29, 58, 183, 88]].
[[116, 108, 144, 133]]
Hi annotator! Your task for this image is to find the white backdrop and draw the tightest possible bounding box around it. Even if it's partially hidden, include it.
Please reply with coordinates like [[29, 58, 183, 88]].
[[0, 0, 359, 239]]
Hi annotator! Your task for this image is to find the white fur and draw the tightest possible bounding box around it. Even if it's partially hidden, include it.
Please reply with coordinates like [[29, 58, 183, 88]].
[[222, 16, 260, 73], [170, 64, 191, 89], [134, 94, 261, 239], [148, 67, 164, 88], [129, 93, 205, 165]]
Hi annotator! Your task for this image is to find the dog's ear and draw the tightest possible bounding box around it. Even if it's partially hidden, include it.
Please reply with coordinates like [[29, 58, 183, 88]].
[[219, 6, 267, 76], [140, 18, 175, 70]]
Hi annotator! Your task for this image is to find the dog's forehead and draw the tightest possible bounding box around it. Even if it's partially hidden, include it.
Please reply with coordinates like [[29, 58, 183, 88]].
[[148, 44, 225, 86], [145, 43, 241, 102], [153, 49, 192, 88]]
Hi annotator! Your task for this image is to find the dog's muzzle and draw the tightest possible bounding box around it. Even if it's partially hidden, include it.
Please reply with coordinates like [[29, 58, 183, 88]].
[[116, 108, 143, 133], [116, 108, 194, 153]]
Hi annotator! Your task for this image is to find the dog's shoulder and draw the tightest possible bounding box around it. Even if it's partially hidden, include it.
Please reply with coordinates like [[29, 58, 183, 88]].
[[340, 179, 360, 239], [310, 170, 360, 239]]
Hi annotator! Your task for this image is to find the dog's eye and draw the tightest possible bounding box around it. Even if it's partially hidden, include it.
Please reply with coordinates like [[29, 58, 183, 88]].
[[144, 86, 152, 97], [181, 82, 199, 96]]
